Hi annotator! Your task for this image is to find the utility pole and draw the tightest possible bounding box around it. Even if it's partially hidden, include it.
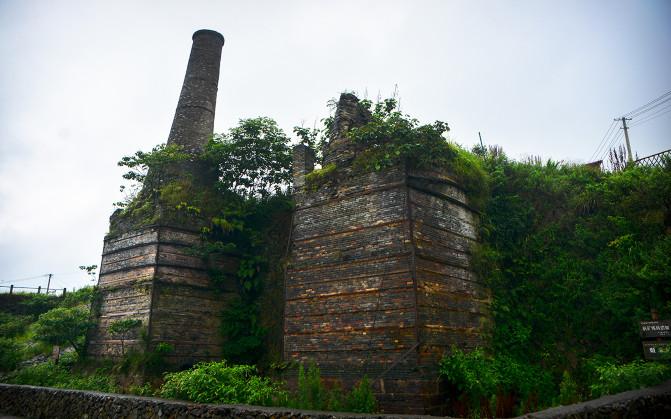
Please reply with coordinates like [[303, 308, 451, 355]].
[[616, 117, 633, 163], [478, 132, 484, 149], [46, 273, 52, 294]]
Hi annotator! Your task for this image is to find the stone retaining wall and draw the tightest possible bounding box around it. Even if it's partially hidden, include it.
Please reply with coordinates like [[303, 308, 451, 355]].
[[0, 384, 435, 419], [1, 381, 670, 419], [518, 378, 671, 418]]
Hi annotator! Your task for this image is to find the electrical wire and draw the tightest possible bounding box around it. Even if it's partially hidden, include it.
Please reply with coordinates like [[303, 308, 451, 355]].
[[593, 122, 621, 162], [628, 96, 671, 119], [590, 120, 618, 161], [624, 90, 671, 118], [599, 130, 624, 162], [630, 103, 671, 127], [0, 274, 49, 285], [591, 89, 671, 164]]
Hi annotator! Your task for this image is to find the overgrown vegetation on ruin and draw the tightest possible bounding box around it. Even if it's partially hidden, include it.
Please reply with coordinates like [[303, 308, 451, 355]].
[[348, 98, 489, 209], [297, 97, 489, 210], [2, 95, 670, 417], [439, 148, 671, 417]]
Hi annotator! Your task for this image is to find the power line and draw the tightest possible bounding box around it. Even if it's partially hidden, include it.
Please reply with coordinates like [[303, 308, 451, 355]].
[[590, 120, 618, 161], [592, 89, 671, 163], [599, 130, 624, 162], [616, 117, 633, 163], [630, 103, 671, 127], [0, 274, 49, 285], [624, 90, 671, 118], [628, 96, 671, 119]]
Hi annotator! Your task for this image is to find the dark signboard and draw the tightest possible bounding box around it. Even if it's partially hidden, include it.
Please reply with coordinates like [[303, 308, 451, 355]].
[[639, 320, 671, 339], [642, 341, 671, 361]]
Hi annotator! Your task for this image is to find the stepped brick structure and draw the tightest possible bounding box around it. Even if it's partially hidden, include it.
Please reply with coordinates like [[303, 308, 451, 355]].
[[285, 94, 490, 414], [87, 30, 234, 365]]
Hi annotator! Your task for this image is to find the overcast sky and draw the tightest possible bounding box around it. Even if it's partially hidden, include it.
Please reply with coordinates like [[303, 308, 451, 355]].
[[1, 0, 670, 292]]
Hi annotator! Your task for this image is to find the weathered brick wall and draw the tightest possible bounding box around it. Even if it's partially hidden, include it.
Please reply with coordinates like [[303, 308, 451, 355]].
[[88, 225, 237, 365], [285, 94, 490, 415], [88, 227, 158, 357]]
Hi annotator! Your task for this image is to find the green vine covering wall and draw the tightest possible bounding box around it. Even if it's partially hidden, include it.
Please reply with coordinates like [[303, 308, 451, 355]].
[[440, 147, 671, 417]]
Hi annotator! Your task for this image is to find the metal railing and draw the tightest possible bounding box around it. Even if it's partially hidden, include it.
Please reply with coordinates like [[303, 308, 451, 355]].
[[635, 149, 671, 168], [0, 285, 67, 296]]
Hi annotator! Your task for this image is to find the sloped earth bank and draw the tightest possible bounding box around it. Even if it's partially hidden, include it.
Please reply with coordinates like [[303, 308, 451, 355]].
[[0, 381, 670, 418]]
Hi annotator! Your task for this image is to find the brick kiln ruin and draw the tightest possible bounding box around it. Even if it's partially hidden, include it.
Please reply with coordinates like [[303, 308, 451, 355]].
[[87, 30, 232, 363], [88, 29, 490, 414]]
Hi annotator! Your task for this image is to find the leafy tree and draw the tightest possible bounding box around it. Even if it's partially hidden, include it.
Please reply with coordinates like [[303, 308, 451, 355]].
[[206, 117, 292, 198], [0, 338, 22, 371], [117, 143, 191, 195], [33, 307, 92, 357], [78, 265, 98, 282], [108, 318, 142, 356]]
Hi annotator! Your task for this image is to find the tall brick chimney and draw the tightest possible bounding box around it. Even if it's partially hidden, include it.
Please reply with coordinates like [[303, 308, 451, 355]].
[[167, 29, 225, 154], [89, 30, 235, 367]]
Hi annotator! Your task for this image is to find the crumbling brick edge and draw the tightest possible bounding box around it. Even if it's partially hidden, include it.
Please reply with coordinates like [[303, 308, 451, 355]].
[[517, 379, 671, 419]]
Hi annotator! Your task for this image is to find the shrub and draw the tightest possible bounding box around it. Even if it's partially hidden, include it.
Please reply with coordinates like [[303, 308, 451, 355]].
[[304, 163, 337, 191], [439, 347, 498, 413], [439, 347, 554, 416], [0, 313, 32, 338], [128, 383, 155, 396], [0, 338, 22, 372], [144, 342, 174, 374], [292, 363, 329, 410], [5, 361, 116, 392], [17, 294, 59, 316], [557, 370, 580, 405], [289, 363, 377, 413], [59, 286, 97, 308], [220, 299, 266, 365], [345, 376, 377, 413], [347, 97, 489, 210], [589, 360, 671, 397], [159, 361, 286, 406]]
